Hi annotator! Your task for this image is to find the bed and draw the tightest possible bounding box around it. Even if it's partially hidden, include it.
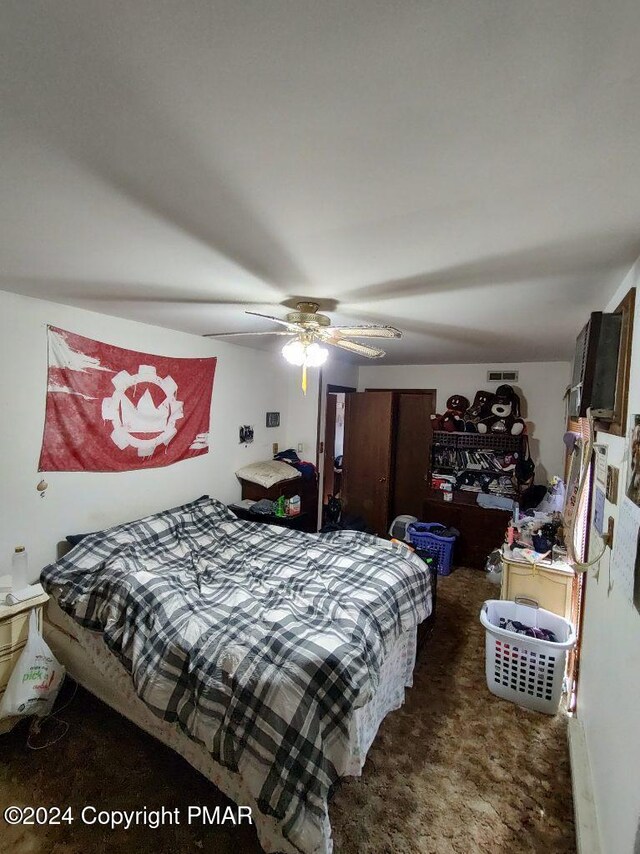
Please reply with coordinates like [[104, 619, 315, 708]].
[[41, 497, 433, 854]]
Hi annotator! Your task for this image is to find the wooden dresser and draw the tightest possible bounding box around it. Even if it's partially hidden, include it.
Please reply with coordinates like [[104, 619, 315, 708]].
[[0, 591, 49, 733], [423, 495, 511, 569]]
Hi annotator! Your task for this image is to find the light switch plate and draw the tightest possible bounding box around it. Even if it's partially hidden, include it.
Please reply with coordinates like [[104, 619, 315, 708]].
[[272, 442, 279, 455], [297, 443, 303, 453]]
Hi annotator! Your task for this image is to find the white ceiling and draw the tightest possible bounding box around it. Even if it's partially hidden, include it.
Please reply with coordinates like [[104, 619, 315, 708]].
[[2, 0, 639, 364]]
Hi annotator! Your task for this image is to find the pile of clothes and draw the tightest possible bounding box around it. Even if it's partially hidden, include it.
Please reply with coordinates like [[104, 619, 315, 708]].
[[498, 617, 558, 643], [273, 449, 317, 479], [250, 498, 278, 515]]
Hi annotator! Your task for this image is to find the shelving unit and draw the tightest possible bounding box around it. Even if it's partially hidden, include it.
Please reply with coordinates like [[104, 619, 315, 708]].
[[237, 474, 318, 533], [424, 430, 526, 568], [430, 430, 524, 499]]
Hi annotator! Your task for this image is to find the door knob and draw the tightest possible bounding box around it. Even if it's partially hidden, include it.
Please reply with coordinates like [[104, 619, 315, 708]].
[[379, 476, 387, 482]]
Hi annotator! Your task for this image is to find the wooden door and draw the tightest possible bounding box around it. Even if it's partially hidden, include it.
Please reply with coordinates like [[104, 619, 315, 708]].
[[323, 394, 337, 502], [393, 392, 434, 518], [342, 392, 394, 536]]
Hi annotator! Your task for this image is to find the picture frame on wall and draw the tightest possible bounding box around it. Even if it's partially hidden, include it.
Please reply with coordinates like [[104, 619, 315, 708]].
[[266, 412, 280, 428], [239, 425, 254, 444], [627, 414, 640, 507]]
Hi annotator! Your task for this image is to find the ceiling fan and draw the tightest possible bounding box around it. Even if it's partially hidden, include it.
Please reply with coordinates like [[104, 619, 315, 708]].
[[205, 301, 402, 392]]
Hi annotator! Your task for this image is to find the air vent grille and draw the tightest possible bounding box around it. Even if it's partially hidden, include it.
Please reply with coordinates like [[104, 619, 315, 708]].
[[487, 370, 519, 383]]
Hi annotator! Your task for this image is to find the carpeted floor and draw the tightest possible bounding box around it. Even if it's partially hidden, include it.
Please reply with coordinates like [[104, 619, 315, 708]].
[[0, 568, 575, 854]]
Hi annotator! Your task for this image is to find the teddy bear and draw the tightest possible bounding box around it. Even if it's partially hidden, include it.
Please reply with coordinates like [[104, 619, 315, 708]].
[[430, 394, 470, 433], [463, 390, 495, 432], [477, 384, 525, 435]]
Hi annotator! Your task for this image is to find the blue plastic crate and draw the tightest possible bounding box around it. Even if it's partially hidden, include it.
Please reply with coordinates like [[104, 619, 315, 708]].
[[408, 522, 456, 575]]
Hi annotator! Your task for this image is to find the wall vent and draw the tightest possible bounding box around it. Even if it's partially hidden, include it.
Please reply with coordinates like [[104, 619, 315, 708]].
[[487, 370, 519, 383]]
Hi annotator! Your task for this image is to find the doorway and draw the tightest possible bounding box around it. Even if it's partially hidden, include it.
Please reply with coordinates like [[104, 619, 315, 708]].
[[323, 392, 346, 503], [318, 383, 356, 527]]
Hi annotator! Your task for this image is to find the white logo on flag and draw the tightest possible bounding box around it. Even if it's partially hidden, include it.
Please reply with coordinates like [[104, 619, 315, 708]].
[[101, 365, 184, 457]]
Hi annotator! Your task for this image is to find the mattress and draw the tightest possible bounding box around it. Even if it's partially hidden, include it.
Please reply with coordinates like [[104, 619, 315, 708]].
[[45, 600, 419, 854]]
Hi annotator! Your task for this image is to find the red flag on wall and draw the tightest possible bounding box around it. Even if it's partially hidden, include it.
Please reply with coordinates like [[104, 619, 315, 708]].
[[39, 326, 217, 472]]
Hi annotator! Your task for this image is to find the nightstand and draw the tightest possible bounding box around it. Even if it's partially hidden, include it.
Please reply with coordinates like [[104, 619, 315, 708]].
[[0, 591, 49, 734], [500, 550, 576, 622], [237, 474, 318, 533], [229, 503, 309, 531]]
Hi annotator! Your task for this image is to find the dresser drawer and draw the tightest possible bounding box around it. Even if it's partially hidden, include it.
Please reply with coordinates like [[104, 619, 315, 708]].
[[0, 607, 43, 657], [0, 644, 28, 694]]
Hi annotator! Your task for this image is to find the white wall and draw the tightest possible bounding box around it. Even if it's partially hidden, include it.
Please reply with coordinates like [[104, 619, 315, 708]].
[[358, 361, 571, 482], [0, 289, 291, 587], [283, 369, 321, 462], [578, 258, 640, 854]]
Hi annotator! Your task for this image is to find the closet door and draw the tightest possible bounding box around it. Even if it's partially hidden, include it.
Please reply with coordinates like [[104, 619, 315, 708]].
[[392, 392, 434, 519], [341, 392, 394, 536]]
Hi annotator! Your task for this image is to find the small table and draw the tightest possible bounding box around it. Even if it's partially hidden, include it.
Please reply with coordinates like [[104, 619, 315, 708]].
[[0, 590, 49, 734], [229, 503, 309, 531], [500, 548, 576, 621]]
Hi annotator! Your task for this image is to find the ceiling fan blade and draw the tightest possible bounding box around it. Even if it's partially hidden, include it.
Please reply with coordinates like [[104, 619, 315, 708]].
[[203, 330, 295, 338], [245, 310, 302, 331], [327, 338, 386, 359], [323, 325, 402, 339]]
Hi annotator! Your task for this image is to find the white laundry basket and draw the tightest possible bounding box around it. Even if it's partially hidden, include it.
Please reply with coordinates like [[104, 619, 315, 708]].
[[480, 599, 576, 715]]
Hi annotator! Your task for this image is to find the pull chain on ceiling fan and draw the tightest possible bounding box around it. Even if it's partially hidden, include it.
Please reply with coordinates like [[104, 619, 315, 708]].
[[205, 301, 402, 393]]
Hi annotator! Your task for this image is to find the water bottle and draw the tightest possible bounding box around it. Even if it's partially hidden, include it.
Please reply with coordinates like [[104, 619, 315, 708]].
[[11, 546, 28, 580]]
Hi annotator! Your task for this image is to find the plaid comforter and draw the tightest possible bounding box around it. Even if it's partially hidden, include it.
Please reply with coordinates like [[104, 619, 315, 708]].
[[41, 497, 432, 853]]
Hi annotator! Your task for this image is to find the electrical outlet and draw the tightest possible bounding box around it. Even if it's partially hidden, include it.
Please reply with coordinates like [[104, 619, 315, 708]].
[[272, 442, 279, 455], [297, 443, 303, 453]]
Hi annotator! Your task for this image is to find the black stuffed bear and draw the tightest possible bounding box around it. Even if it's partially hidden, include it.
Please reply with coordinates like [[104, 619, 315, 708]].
[[477, 384, 525, 435], [464, 390, 495, 432]]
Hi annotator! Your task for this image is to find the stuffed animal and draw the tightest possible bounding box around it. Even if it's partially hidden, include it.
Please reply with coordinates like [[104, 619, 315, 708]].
[[464, 390, 495, 432], [477, 384, 525, 435], [431, 394, 469, 433]]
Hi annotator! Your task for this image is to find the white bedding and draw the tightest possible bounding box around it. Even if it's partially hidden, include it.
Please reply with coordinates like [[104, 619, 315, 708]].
[[45, 600, 418, 854]]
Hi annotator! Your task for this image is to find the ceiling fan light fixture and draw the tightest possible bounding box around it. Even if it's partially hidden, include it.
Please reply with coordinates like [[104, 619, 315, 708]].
[[281, 339, 306, 365], [305, 342, 329, 367], [207, 301, 401, 365], [282, 338, 328, 368]]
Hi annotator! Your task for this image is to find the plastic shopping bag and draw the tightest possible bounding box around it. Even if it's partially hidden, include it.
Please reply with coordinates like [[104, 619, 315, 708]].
[[0, 611, 65, 719]]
